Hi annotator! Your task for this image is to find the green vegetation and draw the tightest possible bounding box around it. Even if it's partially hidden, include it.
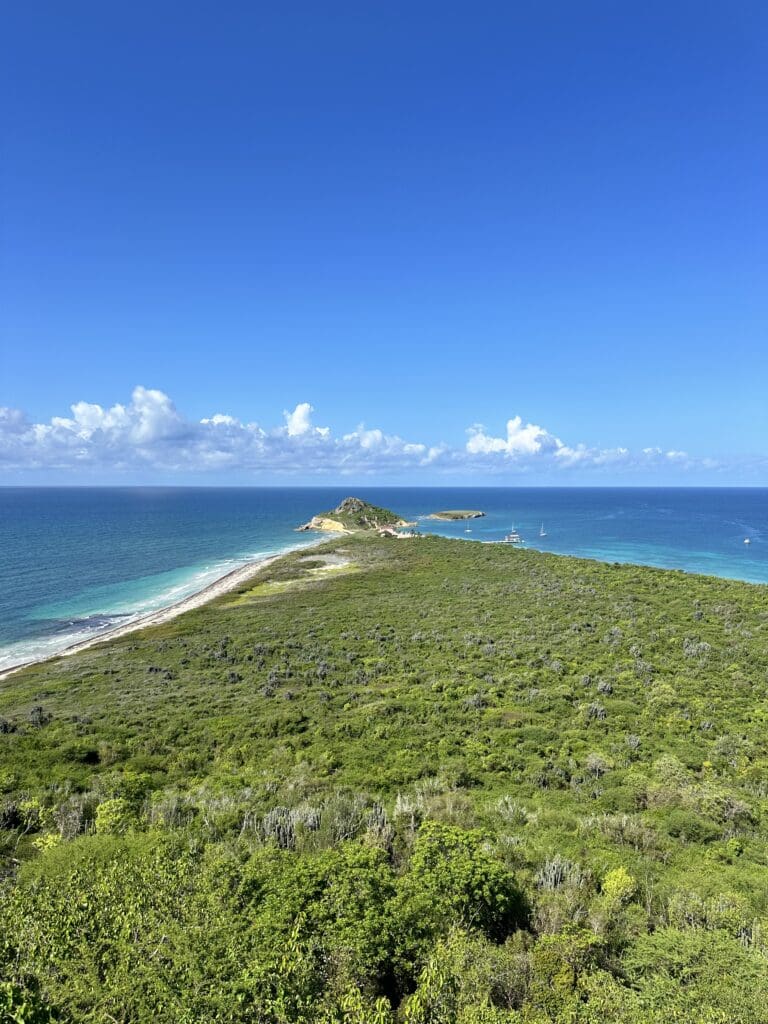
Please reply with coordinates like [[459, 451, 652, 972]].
[[2, 533, 768, 1021], [427, 510, 486, 520]]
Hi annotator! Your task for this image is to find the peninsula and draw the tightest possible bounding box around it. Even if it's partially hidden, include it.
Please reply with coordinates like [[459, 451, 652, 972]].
[[1, 531, 766, 1021]]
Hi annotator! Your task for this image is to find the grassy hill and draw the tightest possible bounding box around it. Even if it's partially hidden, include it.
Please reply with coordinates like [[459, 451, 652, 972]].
[[297, 496, 409, 533], [1, 535, 768, 1021]]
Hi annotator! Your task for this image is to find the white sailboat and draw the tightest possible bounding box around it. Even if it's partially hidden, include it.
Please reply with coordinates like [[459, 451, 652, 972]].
[[539, 523, 547, 538]]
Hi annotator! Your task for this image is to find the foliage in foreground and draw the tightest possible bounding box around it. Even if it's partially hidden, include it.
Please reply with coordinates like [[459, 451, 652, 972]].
[[1, 534, 768, 1021]]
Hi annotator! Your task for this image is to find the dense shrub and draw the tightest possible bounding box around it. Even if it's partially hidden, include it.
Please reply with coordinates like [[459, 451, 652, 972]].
[[2, 534, 768, 1020]]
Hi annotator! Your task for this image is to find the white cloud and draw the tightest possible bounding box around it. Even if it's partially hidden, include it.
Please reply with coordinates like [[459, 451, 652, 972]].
[[201, 413, 239, 427], [0, 408, 28, 433], [31, 386, 185, 449], [283, 402, 329, 439], [0, 386, 720, 478], [466, 416, 562, 456]]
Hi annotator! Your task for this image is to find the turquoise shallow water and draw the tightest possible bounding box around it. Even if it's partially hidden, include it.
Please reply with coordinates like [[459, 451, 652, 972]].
[[1, 487, 766, 671]]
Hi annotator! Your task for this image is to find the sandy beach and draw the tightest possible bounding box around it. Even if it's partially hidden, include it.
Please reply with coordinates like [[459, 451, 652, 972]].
[[0, 550, 289, 682]]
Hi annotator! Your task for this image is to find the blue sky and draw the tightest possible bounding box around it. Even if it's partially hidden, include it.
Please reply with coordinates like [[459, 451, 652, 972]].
[[1, 1, 766, 484]]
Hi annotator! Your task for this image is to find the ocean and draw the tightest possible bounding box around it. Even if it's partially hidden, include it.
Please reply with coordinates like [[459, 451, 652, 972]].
[[1, 487, 766, 672]]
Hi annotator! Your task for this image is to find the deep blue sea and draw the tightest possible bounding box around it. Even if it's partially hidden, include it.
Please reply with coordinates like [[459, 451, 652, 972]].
[[1, 487, 766, 672]]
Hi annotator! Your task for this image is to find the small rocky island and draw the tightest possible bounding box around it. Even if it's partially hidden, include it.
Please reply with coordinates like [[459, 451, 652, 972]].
[[297, 496, 413, 534], [427, 509, 486, 521]]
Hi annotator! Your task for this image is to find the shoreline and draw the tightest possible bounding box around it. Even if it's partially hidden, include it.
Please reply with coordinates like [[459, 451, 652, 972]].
[[0, 542, 320, 682]]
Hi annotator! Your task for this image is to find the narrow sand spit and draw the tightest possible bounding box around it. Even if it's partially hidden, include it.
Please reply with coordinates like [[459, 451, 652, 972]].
[[0, 551, 290, 682]]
